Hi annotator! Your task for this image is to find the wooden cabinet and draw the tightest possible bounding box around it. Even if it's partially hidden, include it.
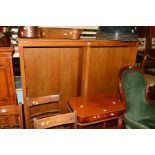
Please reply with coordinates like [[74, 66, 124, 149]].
[[18, 39, 138, 128], [0, 47, 17, 106]]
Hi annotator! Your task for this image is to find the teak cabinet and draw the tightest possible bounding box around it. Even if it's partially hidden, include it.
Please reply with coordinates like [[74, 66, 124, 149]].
[[18, 39, 138, 128], [0, 47, 16, 106]]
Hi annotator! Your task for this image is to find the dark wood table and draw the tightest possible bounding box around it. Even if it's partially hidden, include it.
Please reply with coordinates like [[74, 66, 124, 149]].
[[69, 93, 126, 128]]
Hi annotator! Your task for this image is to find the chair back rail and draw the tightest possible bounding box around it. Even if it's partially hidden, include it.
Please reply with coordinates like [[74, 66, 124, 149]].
[[27, 94, 60, 106], [33, 111, 77, 129]]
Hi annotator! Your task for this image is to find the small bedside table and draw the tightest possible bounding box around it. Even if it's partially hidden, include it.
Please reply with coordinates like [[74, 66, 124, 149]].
[[69, 93, 126, 129]]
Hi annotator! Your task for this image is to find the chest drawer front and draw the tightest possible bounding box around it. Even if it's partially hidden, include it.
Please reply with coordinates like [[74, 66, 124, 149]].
[[0, 55, 16, 105]]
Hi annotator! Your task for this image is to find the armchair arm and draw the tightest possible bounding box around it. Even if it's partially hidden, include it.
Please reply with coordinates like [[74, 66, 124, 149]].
[[124, 114, 150, 129]]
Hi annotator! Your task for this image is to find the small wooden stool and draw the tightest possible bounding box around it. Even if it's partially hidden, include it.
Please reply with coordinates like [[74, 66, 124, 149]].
[[69, 93, 126, 129]]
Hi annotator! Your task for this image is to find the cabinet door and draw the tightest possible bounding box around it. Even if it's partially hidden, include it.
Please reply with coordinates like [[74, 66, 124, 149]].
[[0, 56, 16, 105]]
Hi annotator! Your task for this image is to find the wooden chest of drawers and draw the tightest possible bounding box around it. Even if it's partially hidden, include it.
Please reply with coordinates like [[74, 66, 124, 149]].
[[0, 47, 16, 106]]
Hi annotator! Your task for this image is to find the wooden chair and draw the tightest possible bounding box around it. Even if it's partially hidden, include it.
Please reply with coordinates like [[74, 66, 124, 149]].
[[0, 104, 23, 129], [27, 94, 61, 128], [33, 111, 77, 129], [140, 26, 155, 75], [140, 27, 155, 100]]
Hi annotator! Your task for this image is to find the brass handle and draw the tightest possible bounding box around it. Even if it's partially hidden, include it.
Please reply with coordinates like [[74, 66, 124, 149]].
[[41, 121, 49, 126], [42, 32, 46, 36], [0, 109, 7, 113], [32, 101, 39, 105], [41, 122, 45, 126]]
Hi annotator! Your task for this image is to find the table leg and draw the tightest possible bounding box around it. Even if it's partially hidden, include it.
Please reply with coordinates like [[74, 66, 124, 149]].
[[77, 124, 83, 129], [102, 122, 106, 129], [118, 117, 123, 129]]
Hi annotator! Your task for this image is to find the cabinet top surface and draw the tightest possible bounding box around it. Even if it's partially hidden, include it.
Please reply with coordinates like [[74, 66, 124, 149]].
[[18, 38, 138, 47]]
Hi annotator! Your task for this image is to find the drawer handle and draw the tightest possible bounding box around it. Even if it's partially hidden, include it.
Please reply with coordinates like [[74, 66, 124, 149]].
[[40, 121, 49, 126], [41, 122, 45, 126], [110, 113, 114, 116], [32, 101, 39, 105]]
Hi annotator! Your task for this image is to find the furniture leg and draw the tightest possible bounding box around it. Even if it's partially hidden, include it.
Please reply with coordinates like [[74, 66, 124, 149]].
[[118, 117, 123, 129]]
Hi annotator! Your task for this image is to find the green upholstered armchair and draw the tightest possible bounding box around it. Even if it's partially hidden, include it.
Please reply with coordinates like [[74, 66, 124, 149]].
[[118, 66, 155, 129]]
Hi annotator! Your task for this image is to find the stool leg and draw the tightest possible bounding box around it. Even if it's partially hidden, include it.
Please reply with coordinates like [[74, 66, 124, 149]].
[[118, 117, 123, 129]]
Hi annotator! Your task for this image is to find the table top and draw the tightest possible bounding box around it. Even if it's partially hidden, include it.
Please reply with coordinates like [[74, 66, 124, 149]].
[[69, 93, 126, 119]]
